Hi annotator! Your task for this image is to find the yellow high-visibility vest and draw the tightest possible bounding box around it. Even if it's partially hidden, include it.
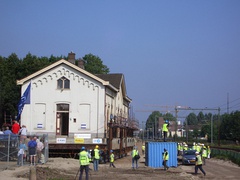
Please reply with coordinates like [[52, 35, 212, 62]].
[[79, 151, 90, 166]]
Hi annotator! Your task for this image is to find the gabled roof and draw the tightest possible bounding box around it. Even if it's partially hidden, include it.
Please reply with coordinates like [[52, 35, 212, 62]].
[[96, 74, 123, 90], [16, 59, 117, 91], [96, 73, 131, 102]]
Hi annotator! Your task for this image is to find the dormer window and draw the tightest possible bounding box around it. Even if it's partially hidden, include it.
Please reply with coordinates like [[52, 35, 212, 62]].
[[57, 77, 70, 89]]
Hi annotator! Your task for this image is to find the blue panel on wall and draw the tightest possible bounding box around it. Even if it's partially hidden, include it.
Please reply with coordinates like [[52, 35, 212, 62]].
[[145, 142, 178, 168]]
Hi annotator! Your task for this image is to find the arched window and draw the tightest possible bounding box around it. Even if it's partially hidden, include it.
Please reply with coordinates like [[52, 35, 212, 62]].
[[57, 77, 70, 89]]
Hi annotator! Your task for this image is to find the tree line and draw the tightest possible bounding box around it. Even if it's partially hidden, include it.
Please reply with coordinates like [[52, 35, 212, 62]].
[[0, 52, 109, 127], [145, 110, 240, 143]]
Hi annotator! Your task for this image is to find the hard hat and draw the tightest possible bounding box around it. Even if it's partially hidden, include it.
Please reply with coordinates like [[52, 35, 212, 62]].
[[110, 150, 113, 153], [193, 142, 195, 145], [165, 120, 169, 123], [195, 151, 199, 154], [96, 145, 99, 149], [81, 146, 85, 150]]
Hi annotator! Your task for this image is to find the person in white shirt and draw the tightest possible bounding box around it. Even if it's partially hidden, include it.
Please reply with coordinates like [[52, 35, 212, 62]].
[[19, 125, 27, 142]]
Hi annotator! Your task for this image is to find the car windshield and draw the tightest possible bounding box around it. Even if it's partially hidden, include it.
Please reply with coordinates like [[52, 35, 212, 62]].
[[184, 151, 196, 155]]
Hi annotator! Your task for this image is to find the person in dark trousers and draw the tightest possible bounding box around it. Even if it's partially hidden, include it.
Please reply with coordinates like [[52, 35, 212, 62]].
[[109, 150, 116, 168], [195, 151, 206, 176], [163, 148, 169, 170], [28, 136, 37, 166], [93, 145, 100, 171], [79, 146, 90, 180], [131, 146, 139, 169], [162, 120, 169, 142]]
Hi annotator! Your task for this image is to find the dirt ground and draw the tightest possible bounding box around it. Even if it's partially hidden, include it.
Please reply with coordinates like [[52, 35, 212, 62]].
[[0, 153, 240, 180]]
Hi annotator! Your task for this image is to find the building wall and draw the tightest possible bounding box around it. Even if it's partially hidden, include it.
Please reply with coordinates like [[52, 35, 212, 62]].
[[20, 64, 105, 138]]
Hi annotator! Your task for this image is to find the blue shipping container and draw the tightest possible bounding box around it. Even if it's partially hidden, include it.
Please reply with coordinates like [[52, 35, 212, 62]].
[[145, 142, 178, 168]]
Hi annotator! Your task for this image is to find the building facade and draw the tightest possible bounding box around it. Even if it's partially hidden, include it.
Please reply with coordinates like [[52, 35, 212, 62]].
[[17, 55, 134, 151]]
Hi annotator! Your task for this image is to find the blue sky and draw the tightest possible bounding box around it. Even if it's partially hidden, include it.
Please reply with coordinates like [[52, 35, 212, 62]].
[[1, 1, 240, 123]]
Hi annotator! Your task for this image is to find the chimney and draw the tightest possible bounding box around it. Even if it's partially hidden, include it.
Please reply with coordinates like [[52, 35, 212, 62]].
[[68, 51, 75, 64], [78, 59, 85, 69]]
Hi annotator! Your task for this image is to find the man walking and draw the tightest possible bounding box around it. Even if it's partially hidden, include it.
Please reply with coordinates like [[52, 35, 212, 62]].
[[131, 146, 139, 169], [163, 148, 169, 170], [79, 146, 90, 180], [195, 151, 206, 176]]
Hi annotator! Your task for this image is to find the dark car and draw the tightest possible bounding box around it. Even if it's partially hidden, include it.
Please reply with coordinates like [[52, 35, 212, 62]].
[[182, 150, 196, 165]]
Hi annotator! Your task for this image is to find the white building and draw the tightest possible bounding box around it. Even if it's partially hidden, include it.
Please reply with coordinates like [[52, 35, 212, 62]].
[[17, 54, 132, 148]]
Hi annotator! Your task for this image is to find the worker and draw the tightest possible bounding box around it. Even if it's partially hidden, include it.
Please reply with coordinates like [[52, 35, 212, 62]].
[[131, 146, 139, 169], [142, 144, 145, 155], [202, 146, 207, 165], [183, 144, 188, 151], [194, 151, 206, 176], [196, 143, 201, 153], [192, 142, 196, 150], [93, 145, 100, 171], [79, 146, 90, 180], [162, 120, 169, 142], [163, 148, 169, 171], [177, 143, 181, 155], [109, 150, 116, 168], [207, 146, 211, 159], [179, 143, 183, 155]]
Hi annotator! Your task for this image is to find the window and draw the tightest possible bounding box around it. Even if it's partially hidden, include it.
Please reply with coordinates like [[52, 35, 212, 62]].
[[57, 104, 69, 111], [57, 77, 70, 89]]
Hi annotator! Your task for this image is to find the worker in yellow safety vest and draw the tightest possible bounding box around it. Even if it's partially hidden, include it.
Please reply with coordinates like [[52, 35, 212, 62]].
[[162, 120, 169, 142], [109, 150, 116, 168], [142, 144, 145, 155], [192, 142, 196, 150], [207, 146, 211, 159], [195, 151, 206, 176], [131, 146, 139, 169], [202, 146, 207, 165], [79, 146, 90, 180], [163, 148, 169, 170], [93, 145, 100, 171]]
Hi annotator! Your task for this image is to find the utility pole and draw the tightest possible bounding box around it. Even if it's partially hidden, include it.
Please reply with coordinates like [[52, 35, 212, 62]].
[[176, 106, 220, 144]]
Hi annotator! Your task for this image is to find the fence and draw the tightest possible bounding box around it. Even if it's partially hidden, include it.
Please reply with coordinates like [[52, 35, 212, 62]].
[[211, 148, 240, 166], [0, 134, 49, 169]]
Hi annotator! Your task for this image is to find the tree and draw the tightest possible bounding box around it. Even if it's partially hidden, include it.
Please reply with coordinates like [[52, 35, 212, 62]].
[[83, 54, 110, 74], [220, 111, 240, 141], [145, 111, 163, 138], [197, 111, 204, 123], [185, 113, 198, 125]]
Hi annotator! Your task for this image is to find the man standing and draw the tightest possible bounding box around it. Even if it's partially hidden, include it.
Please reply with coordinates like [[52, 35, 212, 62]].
[[109, 150, 116, 168], [202, 146, 207, 165], [207, 146, 211, 159], [79, 146, 90, 180], [131, 146, 139, 169], [142, 144, 145, 155], [195, 151, 206, 176], [11, 120, 20, 135], [93, 145, 100, 171], [163, 148, 169, 170], [28, 136, 37, 166], [162, 120, 169, 142]]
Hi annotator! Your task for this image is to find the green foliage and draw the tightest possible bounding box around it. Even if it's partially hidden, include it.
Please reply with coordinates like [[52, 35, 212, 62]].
[[185, 112, 198, 125], [0, 52, 110, 125], [83, 53, 109, 74], [146, 111, 162, 129], [220, 111, 240, 141]]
